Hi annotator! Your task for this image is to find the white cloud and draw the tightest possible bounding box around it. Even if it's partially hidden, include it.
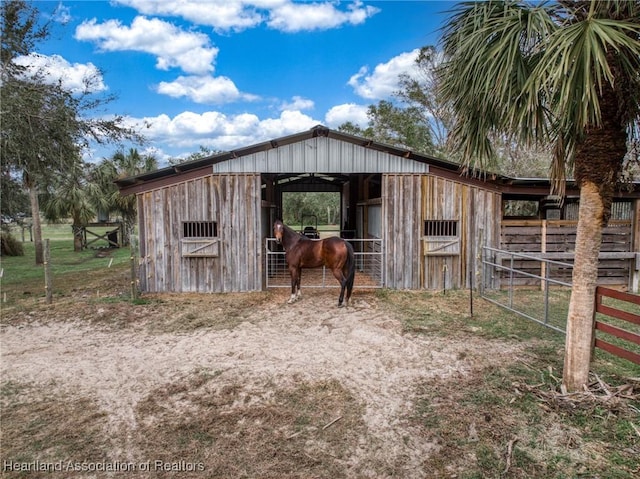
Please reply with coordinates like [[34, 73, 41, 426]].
[[13, 53, 107, 94], [75, 16, 218, 75], [114, 0, 265, 32], [280, 96, 314, 112], [114, 0, 379, 33], [324, 103, 369, 128], [267, 0, 380, 33], [156, 75, 258, 104], [348, 48, 420, 100], [124, 109, 321, 151]]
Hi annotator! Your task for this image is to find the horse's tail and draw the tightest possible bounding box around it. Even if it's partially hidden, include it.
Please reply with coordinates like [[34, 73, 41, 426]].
[[345, 240, 356, 296]]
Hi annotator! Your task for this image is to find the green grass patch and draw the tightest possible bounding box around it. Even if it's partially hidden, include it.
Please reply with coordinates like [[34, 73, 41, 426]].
[[1, 225, 130, 304]]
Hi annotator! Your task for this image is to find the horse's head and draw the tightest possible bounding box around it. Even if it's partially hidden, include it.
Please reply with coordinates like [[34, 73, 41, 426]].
[[273, 220, 284, 244]]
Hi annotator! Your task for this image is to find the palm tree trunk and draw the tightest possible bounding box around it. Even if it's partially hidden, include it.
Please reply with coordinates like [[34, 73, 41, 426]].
[[72, 216, 83, 252], [28, 182, 44, 265], [563, 180, 604, 391]]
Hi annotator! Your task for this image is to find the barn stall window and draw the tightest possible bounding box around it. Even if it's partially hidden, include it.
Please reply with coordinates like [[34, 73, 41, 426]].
[[181, 221, 219, 257], [423, 219, 460, 256]]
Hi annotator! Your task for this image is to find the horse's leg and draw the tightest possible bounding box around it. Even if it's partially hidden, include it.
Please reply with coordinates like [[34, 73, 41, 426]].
[[343, 264, 352, 307], [288, 266, 298, 304], [295, 267, 303, 300], [331, 267, 347, 307]]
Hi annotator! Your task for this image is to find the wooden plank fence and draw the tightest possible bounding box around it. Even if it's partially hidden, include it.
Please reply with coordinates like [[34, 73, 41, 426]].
[[501, 220, 636, 289], [593, 286, 640, 365]]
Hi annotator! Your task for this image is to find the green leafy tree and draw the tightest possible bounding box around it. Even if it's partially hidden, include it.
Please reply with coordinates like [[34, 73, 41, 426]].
[[169, 145, 222, 165], [398, 45, 553, 176], [338, 100, 435, 154], [1, 0, 142, 263], [397, 46, 451, 153], [438, 0, 640, 391]]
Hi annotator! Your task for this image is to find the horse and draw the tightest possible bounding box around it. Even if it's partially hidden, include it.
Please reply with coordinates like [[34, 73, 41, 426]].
[[273, 219, 355, 307]]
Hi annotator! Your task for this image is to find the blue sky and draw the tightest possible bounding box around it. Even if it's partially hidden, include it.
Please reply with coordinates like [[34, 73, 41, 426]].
[[29, 1, 451, 164]]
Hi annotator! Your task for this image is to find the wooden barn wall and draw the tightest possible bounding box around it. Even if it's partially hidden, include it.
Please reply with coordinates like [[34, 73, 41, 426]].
[[137, 174, 262, 293], [383, 175, 423, 289], [421, 175, 502, 290]]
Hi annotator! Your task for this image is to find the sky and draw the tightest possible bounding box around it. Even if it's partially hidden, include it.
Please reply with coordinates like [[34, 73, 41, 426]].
[[28, 0, 452, 164]]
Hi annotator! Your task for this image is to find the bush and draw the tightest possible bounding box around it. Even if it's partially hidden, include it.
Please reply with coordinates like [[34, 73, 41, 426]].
[[1, 231, 24, 256]]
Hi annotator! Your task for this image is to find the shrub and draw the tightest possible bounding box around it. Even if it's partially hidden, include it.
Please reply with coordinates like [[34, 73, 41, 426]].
[[1, 231, 24, 256]]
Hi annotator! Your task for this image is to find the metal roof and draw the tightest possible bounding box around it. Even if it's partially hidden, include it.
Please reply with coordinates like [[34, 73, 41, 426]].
[[115, 125, 640, 198], [115, 126, 468, 189]]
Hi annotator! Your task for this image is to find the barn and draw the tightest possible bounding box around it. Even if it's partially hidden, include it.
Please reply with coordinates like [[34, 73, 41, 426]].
[[115, 126, 640, 294]]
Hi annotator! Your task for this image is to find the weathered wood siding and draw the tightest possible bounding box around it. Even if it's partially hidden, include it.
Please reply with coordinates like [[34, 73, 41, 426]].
[[383, 175, 423, 289], [381, 174, 501, 290], [501, 219, 635, 288], [137, 173, 262, 293], [421, 175, 501, 290]]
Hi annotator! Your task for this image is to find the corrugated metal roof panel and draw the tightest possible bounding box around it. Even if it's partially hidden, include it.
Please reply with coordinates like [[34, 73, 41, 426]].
[[211, 137, 430, 174]]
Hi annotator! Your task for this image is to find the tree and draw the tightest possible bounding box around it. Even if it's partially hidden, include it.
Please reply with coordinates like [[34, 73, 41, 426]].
[[438, 0, 640, 391], [338, 100, 435, 154], [90, 149, 158, 244], [1, 0, 142, 263], [397, 46, 452, 153], [41, 160, 100, 251]]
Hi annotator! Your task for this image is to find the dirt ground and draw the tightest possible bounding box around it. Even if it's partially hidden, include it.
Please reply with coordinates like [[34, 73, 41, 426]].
[[0, 284, 527, 478]]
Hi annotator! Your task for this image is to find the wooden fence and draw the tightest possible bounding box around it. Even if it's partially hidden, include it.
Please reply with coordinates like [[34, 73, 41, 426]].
[[593, 286, 640, 365], [501, 220, 637, 289]]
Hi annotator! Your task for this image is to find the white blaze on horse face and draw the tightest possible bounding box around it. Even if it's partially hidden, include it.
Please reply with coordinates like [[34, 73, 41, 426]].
[[274, 223, 283, 244]]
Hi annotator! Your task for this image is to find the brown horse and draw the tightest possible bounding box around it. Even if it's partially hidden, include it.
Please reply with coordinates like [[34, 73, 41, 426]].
[[273, 220, 355, 307]]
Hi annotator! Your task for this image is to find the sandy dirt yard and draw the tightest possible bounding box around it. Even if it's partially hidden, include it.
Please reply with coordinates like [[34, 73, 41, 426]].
[[1, 287, 529, 478]]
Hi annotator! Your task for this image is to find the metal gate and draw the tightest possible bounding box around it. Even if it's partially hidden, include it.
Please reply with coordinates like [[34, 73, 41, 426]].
[[480, 246, 572, 333], [265, 238, 384, 289]]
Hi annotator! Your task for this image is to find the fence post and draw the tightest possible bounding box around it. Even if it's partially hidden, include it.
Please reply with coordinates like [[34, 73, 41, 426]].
[[543, 260, 550, 325], [130, 231, 139, 301], [540, 220, 547, 292], [591, 286, 601, 362], [43, 238, 52, 304], [509, 254, 514, 308]]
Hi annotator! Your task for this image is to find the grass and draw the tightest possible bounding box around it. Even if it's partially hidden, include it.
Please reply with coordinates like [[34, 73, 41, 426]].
[[383, 290, 639, 478], [1, 223, 131, 305], [1, 226, 639, 478]]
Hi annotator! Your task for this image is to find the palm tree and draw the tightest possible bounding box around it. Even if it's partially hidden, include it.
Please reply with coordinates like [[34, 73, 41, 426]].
[[438, 1, 640, 391], [90, 148, 158, 244], [41, 160, 99, 251]]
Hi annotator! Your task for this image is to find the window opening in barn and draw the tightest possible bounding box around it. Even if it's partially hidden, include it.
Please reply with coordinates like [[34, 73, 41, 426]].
[[424, 220, 458, 237], [183, 221, 218, 238], [423, 219, 460, 256], [181, 221, 219, 258], [502, 199, 539, 218]]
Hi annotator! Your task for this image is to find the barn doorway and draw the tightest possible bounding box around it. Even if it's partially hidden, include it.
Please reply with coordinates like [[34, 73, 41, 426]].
[[262, 172, 384, 289], [282, 191, 341, 238]]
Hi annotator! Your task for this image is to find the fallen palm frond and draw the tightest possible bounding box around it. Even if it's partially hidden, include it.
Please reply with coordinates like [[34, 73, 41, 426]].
[[515, 371, 639, 415]]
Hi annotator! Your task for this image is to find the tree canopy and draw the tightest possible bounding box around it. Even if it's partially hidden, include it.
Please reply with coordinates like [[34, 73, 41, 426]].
[[0, 0, 144, 262], [438, 0, 640, 391]]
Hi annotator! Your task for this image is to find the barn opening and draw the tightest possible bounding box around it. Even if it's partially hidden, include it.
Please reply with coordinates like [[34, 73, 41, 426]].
[[281, 191, 341, 238]]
